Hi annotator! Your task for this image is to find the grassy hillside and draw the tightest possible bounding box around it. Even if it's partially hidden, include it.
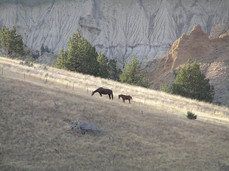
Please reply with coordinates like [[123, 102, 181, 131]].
[[0, 57, 229, 170], [0, 57, 228, 118], [1, 76, 229, 170]]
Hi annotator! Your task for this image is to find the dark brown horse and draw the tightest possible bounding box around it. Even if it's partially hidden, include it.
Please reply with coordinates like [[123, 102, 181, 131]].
[[118, 94, 132, 103], [92, 87, 113, 100]]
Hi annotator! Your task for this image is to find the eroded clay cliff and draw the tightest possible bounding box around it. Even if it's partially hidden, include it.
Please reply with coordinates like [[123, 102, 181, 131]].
[[0, 0, 228, 66]]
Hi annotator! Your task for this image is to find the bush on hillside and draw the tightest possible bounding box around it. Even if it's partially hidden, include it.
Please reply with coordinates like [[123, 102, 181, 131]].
[[160, 83, 172, 93], [187, 111, 197, 120]]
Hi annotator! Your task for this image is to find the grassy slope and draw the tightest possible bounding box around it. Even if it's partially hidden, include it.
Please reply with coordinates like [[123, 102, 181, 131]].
[[0, 62, 229, 170], [0, 57, 228, 119]]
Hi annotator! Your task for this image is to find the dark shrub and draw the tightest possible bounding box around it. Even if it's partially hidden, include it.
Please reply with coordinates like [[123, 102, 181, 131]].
[[187, 111, 197, 120]]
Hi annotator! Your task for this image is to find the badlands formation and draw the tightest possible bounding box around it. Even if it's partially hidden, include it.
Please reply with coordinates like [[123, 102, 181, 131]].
[[150, 24, 229, 106], [0, 0, 228, 66]]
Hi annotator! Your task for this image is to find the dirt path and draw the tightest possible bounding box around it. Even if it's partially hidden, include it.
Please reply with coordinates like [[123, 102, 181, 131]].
[[0, 75, 229, 171]]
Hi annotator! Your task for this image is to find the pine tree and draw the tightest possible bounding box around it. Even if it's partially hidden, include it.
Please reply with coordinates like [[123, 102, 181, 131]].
[[76, 38, 99, 75], [44, 45, 50, 53], [97, 53, 109, 78], [55, 31, 99, 76], [0, 26, 11, 54], [12, 26, 24, 56], [0, 26, 24, 57], [108, 59, 119, 80], [66, 32, 80, 71], [54, 48, 68, 69], [119, 57, 150, 87], [40, 44, 45, 55], [172, 62, 214, 102]]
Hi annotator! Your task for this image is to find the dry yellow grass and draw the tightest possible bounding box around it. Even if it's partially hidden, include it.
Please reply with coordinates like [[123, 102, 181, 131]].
[[0, 57, 229, 170]]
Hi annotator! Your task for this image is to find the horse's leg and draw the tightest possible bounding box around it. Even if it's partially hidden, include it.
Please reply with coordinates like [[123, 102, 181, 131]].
[[99, 93, 102, 96], [129, 99, 131, 104], [108, 94, 111, 99], [122, 98, 125, 102]]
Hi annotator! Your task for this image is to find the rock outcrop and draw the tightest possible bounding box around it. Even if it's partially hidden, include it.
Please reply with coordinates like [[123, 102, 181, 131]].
[[0, 0, 228, 66], [150, 24, 229, 106]]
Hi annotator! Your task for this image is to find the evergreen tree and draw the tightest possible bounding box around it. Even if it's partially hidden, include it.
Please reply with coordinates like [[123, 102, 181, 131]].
[[0, 26, 11, 54], [119, 57, 150, 87], [11, 26, 24, 56], [55, 31, 99, 76], [0, 26, 24, 57], [77, 38, 99, 75], [54, 48, 68, 69], [108, 59, 119, 80], [44, 45, 50, 53], [172, 62, 214, 102], [97, 53, 109, 78], [40, 44, 45, 55], [66, 32, 81, 71]]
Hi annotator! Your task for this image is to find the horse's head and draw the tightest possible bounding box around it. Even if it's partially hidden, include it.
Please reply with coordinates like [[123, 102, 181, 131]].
[[118, 95, 121, 99]]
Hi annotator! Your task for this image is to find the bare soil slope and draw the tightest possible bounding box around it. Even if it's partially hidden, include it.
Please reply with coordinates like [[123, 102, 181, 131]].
[[1, 75, 229, 170]]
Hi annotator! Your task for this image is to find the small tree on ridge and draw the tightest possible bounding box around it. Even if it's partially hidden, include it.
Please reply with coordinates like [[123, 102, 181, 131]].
[[172, 62, 214, 102]]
